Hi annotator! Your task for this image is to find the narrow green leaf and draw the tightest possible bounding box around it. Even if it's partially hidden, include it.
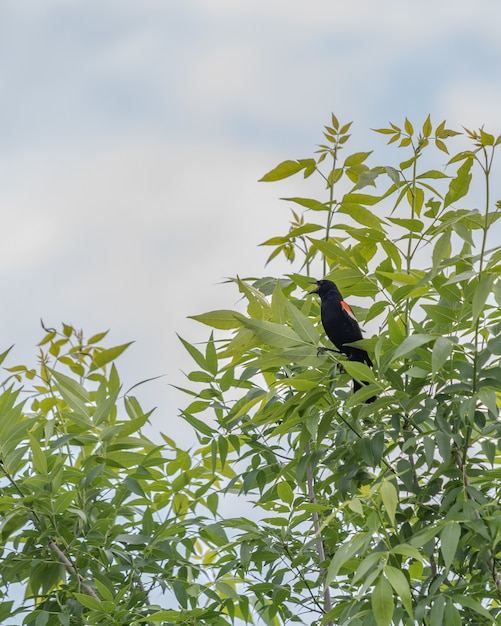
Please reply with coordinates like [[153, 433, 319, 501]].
[[0, 346, 13, 366], [388, 217, 424, 232], [288, 223, 323, 237], [432, 230, 451, 269], [88, 330, 109, 344], [281, 197, 329, 211], [342, 360, 376, 384], [307, 237, 358, 269], [391, 543, 425, 562], [28, 433, 48, 475], [180, 411, 215, 436], [432, 337, 453, 374], [404, 117, 414, 135], [92, 391, 119, 426], [453, 594, 496, 621], [416, 169, 448, 180], [444, 598, 461, 626], [342, 192, 382, 206], [271, 280, 288, 325], [259, 159, 315, 182], [444, 158, 473, 207], [440, 521, 460, 570], [235, 314, 305, 348], [472, 275, 494, 322], [285, 300, 319, 344], [73, 593, 102, 610], [277, 481, 294, 505], [205, 333, 218, 375], [372, 575, 394, 626], [422, 114, 432, 138], [50, 369, 90, 417], [380, 480, 397, 526], [326, 533, 369, 584], [339, 203, 385, 230], [385, 565, 413, 620], [177, 334, 207, 370], [430, 596, 445, 625], [189, 310, 242, 330], [344, 151, 372, 166], [392, 334, 434, 361], [91, 342, 133, 371]]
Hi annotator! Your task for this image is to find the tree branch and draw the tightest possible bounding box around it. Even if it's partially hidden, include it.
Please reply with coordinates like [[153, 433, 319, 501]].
[[305, 441, 334, 625], [48, 540, 101, 601]]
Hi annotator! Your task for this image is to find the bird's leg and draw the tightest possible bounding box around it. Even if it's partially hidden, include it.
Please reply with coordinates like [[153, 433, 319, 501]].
[[316, 346, 340, 356]]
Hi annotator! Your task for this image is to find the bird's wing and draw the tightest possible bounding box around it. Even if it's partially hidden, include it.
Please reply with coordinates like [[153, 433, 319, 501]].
[[340, 300, 358, 323]]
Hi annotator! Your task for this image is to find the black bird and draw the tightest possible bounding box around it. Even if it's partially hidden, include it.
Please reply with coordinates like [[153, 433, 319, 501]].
[[309, 279, 376, 400]]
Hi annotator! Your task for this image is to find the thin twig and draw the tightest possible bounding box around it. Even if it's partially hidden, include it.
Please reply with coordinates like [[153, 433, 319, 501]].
[[48, 540, 101, 600], [305, 441, 334, 625]]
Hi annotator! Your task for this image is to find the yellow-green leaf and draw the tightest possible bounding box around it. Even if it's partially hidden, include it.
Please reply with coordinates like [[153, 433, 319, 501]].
[[189, 310, 242, 330], [372, 575, 394, 626]]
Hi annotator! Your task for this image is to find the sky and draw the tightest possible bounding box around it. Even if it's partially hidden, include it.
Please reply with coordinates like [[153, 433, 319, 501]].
[[1, 0, 501, 445]]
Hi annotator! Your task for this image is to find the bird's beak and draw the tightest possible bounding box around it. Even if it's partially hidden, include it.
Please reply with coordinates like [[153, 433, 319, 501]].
[[308, 281, 319, 295]]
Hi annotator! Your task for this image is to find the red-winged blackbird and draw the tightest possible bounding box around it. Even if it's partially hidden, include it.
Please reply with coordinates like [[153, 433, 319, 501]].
[[309, 279, 376, 401]]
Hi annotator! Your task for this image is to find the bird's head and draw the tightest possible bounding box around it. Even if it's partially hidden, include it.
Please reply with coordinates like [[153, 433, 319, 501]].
[[308, 279, 342, 299]]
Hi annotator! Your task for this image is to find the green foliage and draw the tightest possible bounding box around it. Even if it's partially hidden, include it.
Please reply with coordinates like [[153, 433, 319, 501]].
[[0, 326, 244, 625], [2, 114, 501, 625], [177, 115, 501, 624]]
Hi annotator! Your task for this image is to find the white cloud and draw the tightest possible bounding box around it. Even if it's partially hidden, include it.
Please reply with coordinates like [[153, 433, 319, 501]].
[[1, 0, 501, 448]]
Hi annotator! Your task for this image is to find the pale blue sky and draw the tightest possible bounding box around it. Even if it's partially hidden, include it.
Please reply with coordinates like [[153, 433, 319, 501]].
[[1, 0, 500, 442]]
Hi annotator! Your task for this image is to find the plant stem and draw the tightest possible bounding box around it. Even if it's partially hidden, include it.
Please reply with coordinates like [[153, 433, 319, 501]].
[[305, 441, 334, 625], [464, 145, 493, 464], [323, 148, 338, 277]]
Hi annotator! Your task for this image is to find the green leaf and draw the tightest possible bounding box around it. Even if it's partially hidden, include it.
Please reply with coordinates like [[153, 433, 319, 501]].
[[281, 197, 329, 211], [380, 480, 397, 526], [440, 521, 460, 570], [404, 117, 414, 135], [181, 410, 215, 436], [73, 593, 102, 610], [444, 598, 461, 626], [205, 333, 218, 375], [444, 158, 473, 207], [189, 310, 242, 330], [422, 114, 432, 138], [88, 330, 109, 344], [0, 345, 13, 366], [385, 565, 413, 620], [432, 337, 453, 374], [391, 543, 425, 562], [372, 575, 394, 626], [50, 369, 90, 417], [344, 151, 372, 166], [91, 342, 133, 370], [392, 334, 435, 361], [277, 481, 294, 505], [285, 300, 319, 344], [432, 230, 452, 269], [472, 275, 494, 322], [339, 202, 385, 230], [259, 159, 315, 182], [453, 594, 496, 621], [388, 217, 424, 232], [326, 533, 370, 584], [28, 433, 48, 475], [307, 237, 359, 269], [235, 315, 305, 348], [177, 334, 207, 370], [342, 360, 376, 384]]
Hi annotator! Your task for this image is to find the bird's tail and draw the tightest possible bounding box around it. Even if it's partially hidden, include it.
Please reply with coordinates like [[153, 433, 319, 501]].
[[353, 379, 377, 403]]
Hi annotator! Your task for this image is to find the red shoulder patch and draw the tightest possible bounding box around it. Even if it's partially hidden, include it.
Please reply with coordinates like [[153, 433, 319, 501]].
[[341, 300, 358, 322]]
